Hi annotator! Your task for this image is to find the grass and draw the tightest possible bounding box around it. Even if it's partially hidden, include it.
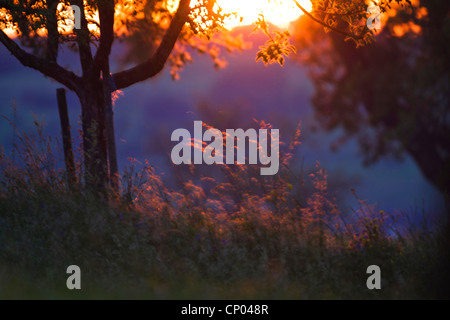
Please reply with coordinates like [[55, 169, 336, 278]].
[[0, 121, 448, 299]]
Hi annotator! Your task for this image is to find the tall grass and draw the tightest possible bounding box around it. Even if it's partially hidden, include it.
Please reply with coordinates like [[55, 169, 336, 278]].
[[0, 120, 448, 299]]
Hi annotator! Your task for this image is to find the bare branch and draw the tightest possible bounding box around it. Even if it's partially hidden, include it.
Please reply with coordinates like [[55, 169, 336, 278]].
[[46, 0, 59, 62], [112, 0, 192, 90], [292, 0, 364, 40], [312, 9, 366, 17], [71, 0, 94, 77], [0, 29, 80, 92], [93, 0, 115, 73]]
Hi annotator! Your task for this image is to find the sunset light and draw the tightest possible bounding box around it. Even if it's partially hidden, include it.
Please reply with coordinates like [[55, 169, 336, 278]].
[[216, 0, 312, 29]]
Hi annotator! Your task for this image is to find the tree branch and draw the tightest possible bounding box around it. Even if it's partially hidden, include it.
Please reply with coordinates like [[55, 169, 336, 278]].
[[46, 0, 59, 62], [292, 0, 364, 40], [112, 0, 192, 90], [93, 0, 115, 73], [0, 29, 80, 92], [312, 9, 366, 17], [71, 0, 94, 77]]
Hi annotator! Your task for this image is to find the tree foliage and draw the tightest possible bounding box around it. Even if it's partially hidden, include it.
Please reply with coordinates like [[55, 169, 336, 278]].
[[291, 0, 449, 196]]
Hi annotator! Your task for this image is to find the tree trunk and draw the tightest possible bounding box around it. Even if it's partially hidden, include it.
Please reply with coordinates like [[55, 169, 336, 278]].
[[77, 78, 109, 195], [404, 123, 450, 237]]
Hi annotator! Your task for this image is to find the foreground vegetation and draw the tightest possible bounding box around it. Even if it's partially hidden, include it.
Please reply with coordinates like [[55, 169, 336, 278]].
[[0, 123, 448, 299]]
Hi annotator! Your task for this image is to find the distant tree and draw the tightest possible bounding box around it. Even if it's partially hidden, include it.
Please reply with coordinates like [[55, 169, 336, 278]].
[[0, 0, 410, 194], [291, 0, 449, 198]]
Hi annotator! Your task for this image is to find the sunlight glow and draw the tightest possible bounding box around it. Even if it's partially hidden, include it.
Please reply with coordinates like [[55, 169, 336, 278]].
[[168, 0, 312, 29], [216, 0, 312, 29]]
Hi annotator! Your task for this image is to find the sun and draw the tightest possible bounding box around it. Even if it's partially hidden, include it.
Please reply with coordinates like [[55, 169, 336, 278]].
[[216, 0, 312, 29], [167, 0, 313, 30]]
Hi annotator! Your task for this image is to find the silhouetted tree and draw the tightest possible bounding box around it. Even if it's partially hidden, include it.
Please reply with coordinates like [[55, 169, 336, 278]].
[[0, 0, 238, 193], [292, 0, 449, 197]]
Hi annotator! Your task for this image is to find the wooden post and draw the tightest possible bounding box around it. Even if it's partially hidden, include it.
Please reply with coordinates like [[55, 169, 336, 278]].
[[56, 88, 76, 189]]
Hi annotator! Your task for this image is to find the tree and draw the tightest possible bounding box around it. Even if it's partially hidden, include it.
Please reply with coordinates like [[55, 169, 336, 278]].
[[0, 0, 237, 193], [290, 0, 449, 198], [0, 0, 410, 194]]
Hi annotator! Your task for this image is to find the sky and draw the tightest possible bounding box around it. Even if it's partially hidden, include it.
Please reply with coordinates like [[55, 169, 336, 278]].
[[0, 27, 445, 219]]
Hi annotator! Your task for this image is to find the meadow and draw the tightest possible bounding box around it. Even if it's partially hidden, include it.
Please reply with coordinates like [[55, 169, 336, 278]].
[[0, 121, 448, 299]]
